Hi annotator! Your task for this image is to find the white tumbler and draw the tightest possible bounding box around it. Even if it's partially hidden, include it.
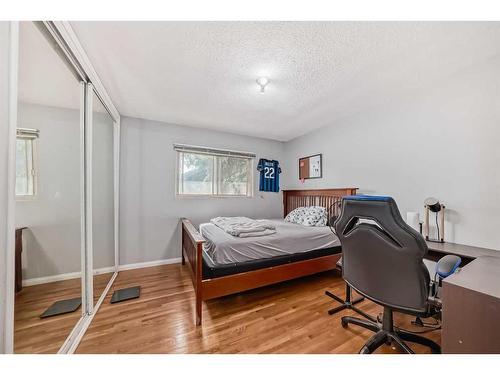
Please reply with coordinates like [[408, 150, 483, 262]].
[[406, 212, 420, 233]]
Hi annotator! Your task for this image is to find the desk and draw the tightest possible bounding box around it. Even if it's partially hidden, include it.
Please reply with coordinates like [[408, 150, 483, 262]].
[[426, 240, 500, 261], [423, 241, 500, 353], [441, 256, 500, 353]]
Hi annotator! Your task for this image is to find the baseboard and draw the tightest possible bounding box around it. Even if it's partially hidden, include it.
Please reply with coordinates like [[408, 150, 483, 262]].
[[93, 266, 117, 276], [117, 258, 182, 271], [22, 266, 117, 287], [23, 271, 82, 287], [22, 258, 182, 286]]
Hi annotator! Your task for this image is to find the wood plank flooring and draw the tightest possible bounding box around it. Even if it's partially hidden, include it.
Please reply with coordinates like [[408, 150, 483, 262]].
[[14, 273, 114, 354], [76, 264, 441, 354]]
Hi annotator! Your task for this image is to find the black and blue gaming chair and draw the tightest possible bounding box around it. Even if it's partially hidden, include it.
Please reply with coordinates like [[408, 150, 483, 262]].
[[334, 195, 442, 354]]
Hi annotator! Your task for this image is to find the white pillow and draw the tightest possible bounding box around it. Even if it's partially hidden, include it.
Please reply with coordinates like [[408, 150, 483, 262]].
[[284, 206, 309, 224], [303, 206, 328, 227], [285, 206, 327, 227]]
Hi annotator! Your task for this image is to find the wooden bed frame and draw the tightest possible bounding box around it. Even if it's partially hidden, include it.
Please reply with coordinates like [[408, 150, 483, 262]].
[[181, 187, 358, 325]]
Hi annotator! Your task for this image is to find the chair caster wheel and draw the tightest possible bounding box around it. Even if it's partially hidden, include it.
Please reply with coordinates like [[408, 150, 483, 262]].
[[359, 346, 370, 354], [341, 318, 348, 328]]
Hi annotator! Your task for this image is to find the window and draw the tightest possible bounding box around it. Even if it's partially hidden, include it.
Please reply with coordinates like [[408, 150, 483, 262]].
[[15, 128, 38, 198], [175, 144, 254, 197]]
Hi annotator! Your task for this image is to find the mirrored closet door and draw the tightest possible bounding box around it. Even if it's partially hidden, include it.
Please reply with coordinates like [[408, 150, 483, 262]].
[[12, 21, 120, 353], [90, 88, 117, 307], [15, 21, 84, 353]]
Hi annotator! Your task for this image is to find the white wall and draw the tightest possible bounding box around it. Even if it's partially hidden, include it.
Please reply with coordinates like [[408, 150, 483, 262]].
[[119, 116, 285, 265], [283, 55, 500, 250]]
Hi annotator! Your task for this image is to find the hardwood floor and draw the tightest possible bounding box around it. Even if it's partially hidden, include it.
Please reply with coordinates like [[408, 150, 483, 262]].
[[76, 264, 441, 354], [14, 273, 114, 354], [15, 278, 82, 354]]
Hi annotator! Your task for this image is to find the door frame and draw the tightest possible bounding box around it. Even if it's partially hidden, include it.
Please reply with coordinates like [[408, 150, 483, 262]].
[[2, 21, 20, 355]]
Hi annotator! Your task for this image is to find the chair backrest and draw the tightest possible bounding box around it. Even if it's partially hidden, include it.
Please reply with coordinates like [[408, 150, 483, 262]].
[[334, 195, 430, 314]]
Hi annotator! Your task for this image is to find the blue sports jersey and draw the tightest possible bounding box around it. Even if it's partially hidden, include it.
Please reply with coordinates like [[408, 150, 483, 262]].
[[257, 159, 281, 192]]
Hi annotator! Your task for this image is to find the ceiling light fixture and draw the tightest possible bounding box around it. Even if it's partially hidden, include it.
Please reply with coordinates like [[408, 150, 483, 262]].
[[256, 76, 270, 93]]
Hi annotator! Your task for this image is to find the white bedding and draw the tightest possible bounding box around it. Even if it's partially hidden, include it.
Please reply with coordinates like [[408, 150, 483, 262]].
[[200, 219, 339, 265], [210, 216, 276, 237]]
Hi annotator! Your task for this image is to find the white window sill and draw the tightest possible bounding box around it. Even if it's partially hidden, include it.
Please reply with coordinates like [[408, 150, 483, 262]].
[[175, 193, 254, 199], [15, 195, 37, 202]]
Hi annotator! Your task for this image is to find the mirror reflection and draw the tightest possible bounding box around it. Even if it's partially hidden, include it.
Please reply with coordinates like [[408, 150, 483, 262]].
[[91, 91, 116, 305], [14, 21, 83, 353]]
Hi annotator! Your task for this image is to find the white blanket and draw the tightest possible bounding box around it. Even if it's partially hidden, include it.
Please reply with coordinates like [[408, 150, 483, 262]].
[[210, 216, 276, 237]]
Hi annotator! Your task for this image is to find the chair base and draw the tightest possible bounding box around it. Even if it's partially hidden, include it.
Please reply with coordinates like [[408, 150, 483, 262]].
[[325, 285, 377, 323], [341, 306, 441, 354]]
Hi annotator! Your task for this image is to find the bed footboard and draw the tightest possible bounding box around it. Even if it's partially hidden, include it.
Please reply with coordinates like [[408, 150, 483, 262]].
[[181, 218, 205, 325]]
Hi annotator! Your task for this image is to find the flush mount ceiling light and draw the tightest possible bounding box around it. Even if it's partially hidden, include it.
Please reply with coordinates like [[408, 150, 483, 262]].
[[256, 76, 270, 93]]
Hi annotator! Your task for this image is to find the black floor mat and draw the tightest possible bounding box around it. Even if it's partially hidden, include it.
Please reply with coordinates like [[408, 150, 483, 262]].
[[40, 297, 81, 319], [110, 286, 141, 304]]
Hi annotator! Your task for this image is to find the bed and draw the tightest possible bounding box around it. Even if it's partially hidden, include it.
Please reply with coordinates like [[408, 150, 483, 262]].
[[181, 187, 357, 325]]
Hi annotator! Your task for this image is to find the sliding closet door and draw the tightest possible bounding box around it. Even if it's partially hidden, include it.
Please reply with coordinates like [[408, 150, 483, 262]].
[[90, 89, 116, 305], [14, 21, 84, 353]]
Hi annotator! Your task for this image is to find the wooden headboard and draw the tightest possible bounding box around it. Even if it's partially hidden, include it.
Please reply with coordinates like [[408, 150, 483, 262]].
[[282, 188, 358, 218]]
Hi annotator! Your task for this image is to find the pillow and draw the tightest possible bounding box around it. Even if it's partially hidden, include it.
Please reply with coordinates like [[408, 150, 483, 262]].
[[284, 206, 309, 224], [303, 206, 327, 227], [285, 206, 327, 227]]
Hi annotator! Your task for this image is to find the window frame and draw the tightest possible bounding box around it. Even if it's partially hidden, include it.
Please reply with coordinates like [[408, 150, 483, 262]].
[[175, 146, 255, 198], [15, 129, 38, 201]]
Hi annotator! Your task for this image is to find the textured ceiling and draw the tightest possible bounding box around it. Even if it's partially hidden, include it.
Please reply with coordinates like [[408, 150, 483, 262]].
[[70, 22, 500, 141]]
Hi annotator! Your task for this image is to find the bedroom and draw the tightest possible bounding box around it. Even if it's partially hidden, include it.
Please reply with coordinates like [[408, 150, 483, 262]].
[[1, 0, 500, 372]]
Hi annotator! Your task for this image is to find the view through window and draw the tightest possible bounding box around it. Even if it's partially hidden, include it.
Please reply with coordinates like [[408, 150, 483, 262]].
[[176, 146, 254, 197]]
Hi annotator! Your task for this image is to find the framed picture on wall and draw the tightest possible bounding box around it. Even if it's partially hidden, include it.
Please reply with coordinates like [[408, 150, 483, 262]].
[[299, 154, 322, 180]]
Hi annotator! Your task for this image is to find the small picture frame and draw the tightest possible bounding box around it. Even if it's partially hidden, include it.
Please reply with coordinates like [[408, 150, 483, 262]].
[[299, 154, 322, 180]]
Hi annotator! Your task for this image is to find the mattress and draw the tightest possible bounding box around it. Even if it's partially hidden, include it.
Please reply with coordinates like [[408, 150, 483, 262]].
[[200, 219, 340, 265], [202, 245, 341, 279]]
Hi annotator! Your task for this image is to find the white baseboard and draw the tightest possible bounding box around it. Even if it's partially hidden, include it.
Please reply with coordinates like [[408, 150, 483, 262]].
[[93, 266, 117, 275], [23, 271, 82, 287], [117, 257, 182, 271], [23, 266, 117, 287], [22, 258, 182, 286]]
